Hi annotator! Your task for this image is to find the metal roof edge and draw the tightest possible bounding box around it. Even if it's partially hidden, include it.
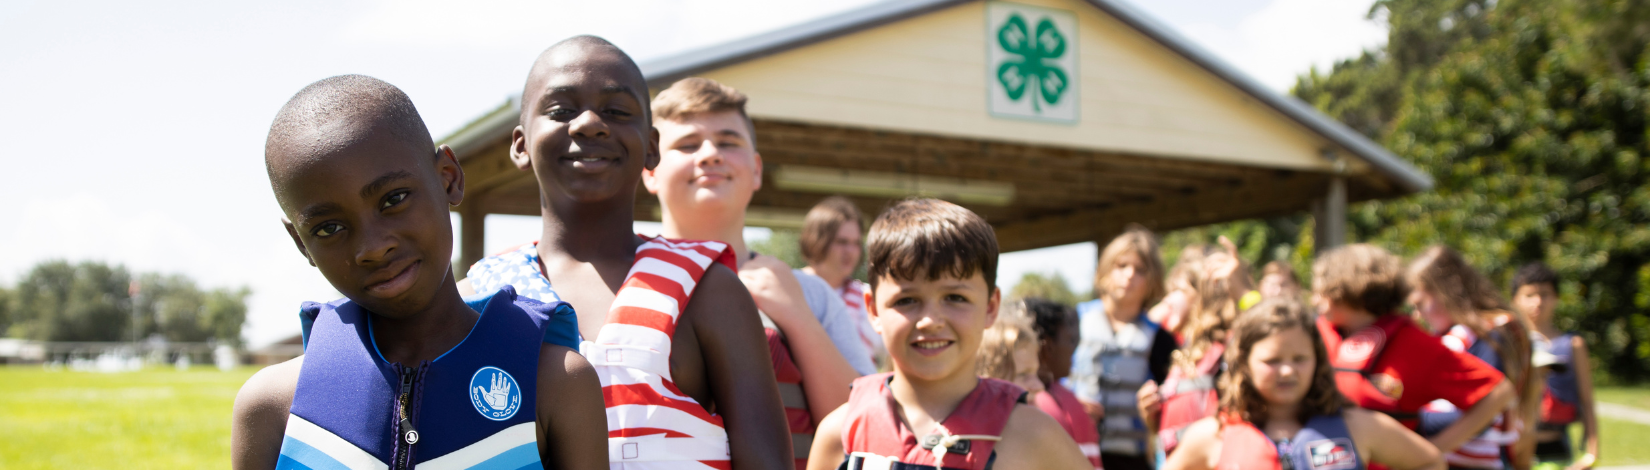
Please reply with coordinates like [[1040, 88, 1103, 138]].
[[1080, 0, 1432, 192], [438, 95, 520, 158], [638, 0, 971, 87]]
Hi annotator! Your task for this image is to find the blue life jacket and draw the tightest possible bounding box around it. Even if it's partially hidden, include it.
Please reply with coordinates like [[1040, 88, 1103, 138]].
[[276, 285, 574, 470], [1220, 413, 1363, 470]]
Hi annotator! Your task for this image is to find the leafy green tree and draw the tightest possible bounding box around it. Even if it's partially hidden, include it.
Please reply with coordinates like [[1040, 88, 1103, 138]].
[[750, 229, 808, 270], [9, 260, 132, 341], [0, 286, 11, 337], [1008, 272, 1085, 307], [132, 274, 250, 346], [7, 261, 250, 345], [1282, 0, 1650, 381]]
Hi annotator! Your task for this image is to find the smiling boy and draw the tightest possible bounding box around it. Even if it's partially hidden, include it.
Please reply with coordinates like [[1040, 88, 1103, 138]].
[[641, 77, 871, 469], [806, 198, 1089, 470], [459, 37, 792, 469], [231, 75, 606, 470]]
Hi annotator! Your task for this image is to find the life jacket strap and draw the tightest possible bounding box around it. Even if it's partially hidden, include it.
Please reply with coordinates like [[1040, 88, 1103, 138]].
[[607, 435, 732, 462]]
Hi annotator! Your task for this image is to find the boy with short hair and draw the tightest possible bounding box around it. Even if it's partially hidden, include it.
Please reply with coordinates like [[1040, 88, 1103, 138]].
[[1511, 263, 1599, 470], [806, 198, 1090, 470], [1310, 244, 1513, 461], [232, 74, 607, 469], [459, 37, 792, 469], [640, 77, 870, 469]]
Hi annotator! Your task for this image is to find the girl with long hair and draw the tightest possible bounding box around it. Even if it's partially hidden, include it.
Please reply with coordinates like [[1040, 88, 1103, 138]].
[[1407, 246, 1543, 470], [1072, 227, 1178, 470], [1162, 298, 1443, 470], [1139, 245, 1250, 456]]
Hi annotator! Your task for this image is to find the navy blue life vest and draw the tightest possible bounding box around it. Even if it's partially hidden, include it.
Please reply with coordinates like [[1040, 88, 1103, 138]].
[[275, 285, 573, 470], [1219, 413, 1363, 470]]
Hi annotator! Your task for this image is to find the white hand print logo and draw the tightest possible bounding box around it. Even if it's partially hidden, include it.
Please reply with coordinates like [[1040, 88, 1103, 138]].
[[476, 371, 512, 410], [468, 366, 521, 421]]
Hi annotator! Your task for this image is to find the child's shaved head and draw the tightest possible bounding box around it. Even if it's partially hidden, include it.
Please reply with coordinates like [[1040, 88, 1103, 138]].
[[520, 35, 649, 123], [265, 75, 434, 205]]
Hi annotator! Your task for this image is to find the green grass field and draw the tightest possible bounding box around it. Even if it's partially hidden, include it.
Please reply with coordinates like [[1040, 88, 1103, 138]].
[[0, 366, 256, 469], [1, 366, 1648, 468]]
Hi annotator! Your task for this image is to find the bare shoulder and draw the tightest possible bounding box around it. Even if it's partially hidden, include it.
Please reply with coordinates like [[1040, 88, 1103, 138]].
[[235, 356, 303, 417], [997, 403, 1089, 470], [684, 263, 759, 330], [1160, 417, 1222, 470], [537, 343, 595, 384], [232, 356, 304, 470], [807, 405, 851, 470]]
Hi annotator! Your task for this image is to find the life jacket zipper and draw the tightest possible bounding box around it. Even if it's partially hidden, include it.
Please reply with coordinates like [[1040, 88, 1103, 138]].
[[393, 365, 420, 469]]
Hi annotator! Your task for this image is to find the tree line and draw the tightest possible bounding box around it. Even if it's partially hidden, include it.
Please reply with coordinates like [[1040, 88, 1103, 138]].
[[0, 260, 249, 346], [1162, 0, 1650, 382]]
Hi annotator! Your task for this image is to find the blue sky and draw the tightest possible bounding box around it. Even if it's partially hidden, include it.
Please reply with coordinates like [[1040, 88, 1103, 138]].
[[0, 0, 1385, 347]]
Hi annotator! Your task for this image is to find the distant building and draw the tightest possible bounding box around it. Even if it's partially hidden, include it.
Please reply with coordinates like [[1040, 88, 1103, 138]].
[[442, 0, 1431, 270]]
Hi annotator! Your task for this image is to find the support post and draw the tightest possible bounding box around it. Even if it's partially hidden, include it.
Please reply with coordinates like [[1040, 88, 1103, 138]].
[[459, 200, 485, 278], [1313, 176, 1347, 253]]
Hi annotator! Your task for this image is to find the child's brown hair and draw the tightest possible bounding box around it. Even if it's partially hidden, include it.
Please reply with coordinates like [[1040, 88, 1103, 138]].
[[977, 301, 1039, 380], [1406, 245, 1540, 429], [1312, 244, 1409, 316], [1220, 297, 1346, 424], [652, 77, 751, 129], [1175, 259, 1249, 372], [866, 198, 999, 290]]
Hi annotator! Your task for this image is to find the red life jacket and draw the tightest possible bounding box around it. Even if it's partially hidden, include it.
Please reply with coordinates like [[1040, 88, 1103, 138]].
[[1158, 342, 1224, 455], [766, 327, 814, 470], [840, 373, 1025, 470], [1316, 315, 1416, 425], [1217, 413, 1362, 470]]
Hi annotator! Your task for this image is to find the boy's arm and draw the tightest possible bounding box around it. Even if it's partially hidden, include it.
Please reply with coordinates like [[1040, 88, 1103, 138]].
[[1571, 337, 1600, 470], [1160, 417, 1220, 470], [1432, 379, 1514, 453], [231, 357, 303, 470], [1348, 408, 1443, 470], [537, 344, 607, 470], [805, 405, 849, 470], [692, 264, 794, 469], [741, 258, 857, 424], [997, 404, 1090, 470]]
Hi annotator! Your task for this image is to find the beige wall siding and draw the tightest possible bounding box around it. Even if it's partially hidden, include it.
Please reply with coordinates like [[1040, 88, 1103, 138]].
[[691, 0, 1338, 171]]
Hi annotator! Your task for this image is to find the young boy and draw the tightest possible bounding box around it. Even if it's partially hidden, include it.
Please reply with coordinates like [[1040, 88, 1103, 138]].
[[1022, 298, 1103, 469], [806, 198, 1090, 470], [1310, 244, 1513, 464], [232, 75, 607, 469], [640, 77, 871, 469], [1512, 263, 1599, 470], [459, 37, 792, 469]]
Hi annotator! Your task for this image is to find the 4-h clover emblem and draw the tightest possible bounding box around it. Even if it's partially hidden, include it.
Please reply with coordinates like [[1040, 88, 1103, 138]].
[[986, 3, 1078, 123]]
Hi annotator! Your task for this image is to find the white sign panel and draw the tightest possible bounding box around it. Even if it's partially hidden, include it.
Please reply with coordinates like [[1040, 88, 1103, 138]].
[[986, 2, 1079, 124]]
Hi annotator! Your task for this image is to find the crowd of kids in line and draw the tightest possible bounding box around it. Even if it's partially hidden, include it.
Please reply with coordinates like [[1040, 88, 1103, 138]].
[[229, 35, 1601, 470]]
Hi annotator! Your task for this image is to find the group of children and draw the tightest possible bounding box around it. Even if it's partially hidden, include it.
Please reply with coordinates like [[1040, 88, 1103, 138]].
[[228, 34, 1598, 470], [1042, 230, 1601, 470]]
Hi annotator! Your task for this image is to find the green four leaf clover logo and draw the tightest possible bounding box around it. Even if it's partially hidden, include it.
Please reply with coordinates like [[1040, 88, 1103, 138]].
[[996, 13, 1069, 113]]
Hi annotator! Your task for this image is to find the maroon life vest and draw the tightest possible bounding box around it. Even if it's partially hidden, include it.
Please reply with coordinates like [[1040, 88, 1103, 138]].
[[766, 327, 814, 470], [1158, 342, 1224, 455], [840, 373, 1024, 470]]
